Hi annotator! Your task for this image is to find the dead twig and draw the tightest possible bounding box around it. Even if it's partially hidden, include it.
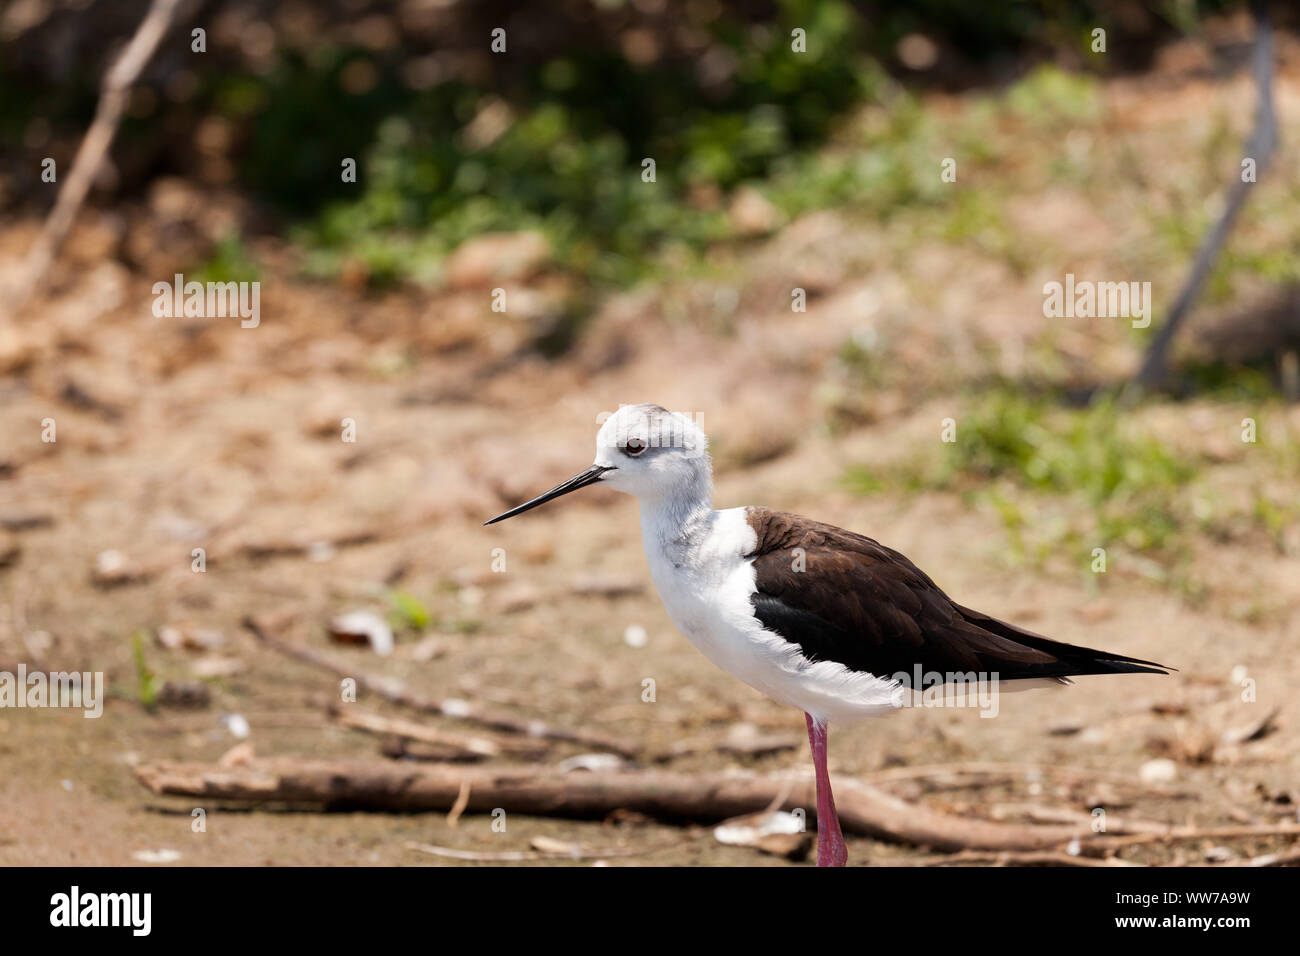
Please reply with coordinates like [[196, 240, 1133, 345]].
[[5, 0, 185, 318], [328, 704, 550, 760], [868, 761, 1189, 798], [651, 732, 801, 762], [445, 781, 471, 829], [406, 837, 695, 863], [243, 614, 641, 757], [1079, 824, 1300, 855], [1223, 848, 1300, 867], [1219, 706, 1281, 746], [893, 851, 1140, 867], [234, 529, 381, 561]]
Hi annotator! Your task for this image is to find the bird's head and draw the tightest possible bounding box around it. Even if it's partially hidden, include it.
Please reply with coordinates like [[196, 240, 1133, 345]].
[[484, 404, 711, 524]]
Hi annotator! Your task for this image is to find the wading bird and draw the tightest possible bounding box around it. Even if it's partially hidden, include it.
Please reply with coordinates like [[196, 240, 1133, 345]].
[[485, 404, 1169, 866]]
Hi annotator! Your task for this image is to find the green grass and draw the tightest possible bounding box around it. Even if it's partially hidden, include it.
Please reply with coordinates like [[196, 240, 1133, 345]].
[[206, 0, 883, 290], [131, 631, 158, 710], [386, 590, 431, 632], [192, 234, 260, 285], [846, 387, 1202, 555], [1005, 65, 1102, 128], [938, 390, 1195, 502], [846, 382, 1297, 592]]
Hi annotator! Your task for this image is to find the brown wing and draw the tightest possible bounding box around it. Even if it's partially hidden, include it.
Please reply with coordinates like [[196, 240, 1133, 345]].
[[744, 508, 1168, 682]]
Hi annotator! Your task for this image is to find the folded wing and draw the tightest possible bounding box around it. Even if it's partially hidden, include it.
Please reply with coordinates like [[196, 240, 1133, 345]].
[[744, 507, 1169, 683]]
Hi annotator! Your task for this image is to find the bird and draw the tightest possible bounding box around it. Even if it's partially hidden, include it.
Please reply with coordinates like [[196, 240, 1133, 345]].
[[485, 403, 1170, 866]]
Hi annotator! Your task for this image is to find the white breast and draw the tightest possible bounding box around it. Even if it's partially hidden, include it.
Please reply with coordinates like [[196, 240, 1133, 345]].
[[640, 506, 903, 724]]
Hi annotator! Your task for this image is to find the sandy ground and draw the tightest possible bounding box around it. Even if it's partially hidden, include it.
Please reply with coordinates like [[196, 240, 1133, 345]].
[[2, 45, 1299, 866]]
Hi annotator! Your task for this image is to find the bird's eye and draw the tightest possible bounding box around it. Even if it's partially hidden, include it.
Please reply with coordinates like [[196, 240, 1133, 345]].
[[624, 438, 646, 456]]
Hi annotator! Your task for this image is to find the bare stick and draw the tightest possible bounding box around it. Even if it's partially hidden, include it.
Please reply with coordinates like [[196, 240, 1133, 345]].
[[1135, 0, 1278, 388], [135, 757, 1197, 852], [328, 704, 551, 760], [406, 837, 695, 863], [445, 782, 471, 828], [5, 0, 185, 318], [243, 614, 642, 757], [1222, 848, 1300, 867], [868, 761, 1190, 798], [1078, 823, 1300, 855], [893, 851, 1140, 868]]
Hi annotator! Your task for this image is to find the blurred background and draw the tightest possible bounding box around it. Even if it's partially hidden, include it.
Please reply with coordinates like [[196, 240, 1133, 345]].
[[1, 0, 1297, 865]]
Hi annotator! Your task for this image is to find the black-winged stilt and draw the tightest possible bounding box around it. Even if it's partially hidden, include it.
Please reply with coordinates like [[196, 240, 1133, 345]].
[[485, 404, 1170, 866]]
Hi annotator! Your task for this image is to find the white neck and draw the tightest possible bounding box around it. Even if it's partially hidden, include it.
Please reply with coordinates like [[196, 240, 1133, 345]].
[[637, 470, 714, 551]]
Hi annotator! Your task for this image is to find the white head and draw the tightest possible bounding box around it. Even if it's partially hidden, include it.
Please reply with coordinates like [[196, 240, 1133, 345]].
[[484, 404, 712, 524]]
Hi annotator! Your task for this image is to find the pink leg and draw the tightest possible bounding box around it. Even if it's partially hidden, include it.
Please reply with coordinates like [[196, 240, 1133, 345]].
[[805, 712, 848, 867]]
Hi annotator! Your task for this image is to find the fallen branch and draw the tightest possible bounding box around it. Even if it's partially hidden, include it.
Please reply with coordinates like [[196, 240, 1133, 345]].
[[136, 757, 1182, 852], [0, 513, 55, 532], [894, 851, 1139, 867], [869, 761, 1191, 798], [328, 704, 550, 760], [235, 528, 381, 561], [243, 614, 641, 757], [406, 837, 694, 863], [1078, 823, 1300, 855], [379, 738, 474, 762], [5, 0, 185, 318], [1224, 848, 1300, 867], [651, 732, 801, 762]]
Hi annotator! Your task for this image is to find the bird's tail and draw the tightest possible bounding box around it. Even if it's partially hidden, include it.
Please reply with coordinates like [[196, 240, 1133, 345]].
[[954, 603, 1173, 680]]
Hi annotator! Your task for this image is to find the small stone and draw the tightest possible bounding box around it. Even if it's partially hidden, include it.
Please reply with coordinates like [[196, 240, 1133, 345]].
[[189, 656, 246, 679], [91, 549, 151, 587], [156, 626, 225, 653], [132, 848, 182, 864], [1139, 758, 1178, 784], [407, 635, 445, 663], [222, 713, 251, 739], [218, 741, 255, 768], [728, 186, 779, 236], [444, 231, 549, 289], [328, 611, 394, 656], [555, 753, 625, 773], [498, 584, 539, 614], [157, 680, 211, 710]]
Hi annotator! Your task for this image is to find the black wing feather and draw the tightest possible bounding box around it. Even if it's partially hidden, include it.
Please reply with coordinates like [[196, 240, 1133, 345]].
[[745, 508, 1170, 683]]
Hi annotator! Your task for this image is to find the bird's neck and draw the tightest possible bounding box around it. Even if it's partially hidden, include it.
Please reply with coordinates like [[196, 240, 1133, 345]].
[[637, 473, 714, 550]]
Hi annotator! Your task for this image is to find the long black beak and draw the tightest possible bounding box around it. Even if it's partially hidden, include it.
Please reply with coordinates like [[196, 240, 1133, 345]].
[[483, 465, 615, 525]]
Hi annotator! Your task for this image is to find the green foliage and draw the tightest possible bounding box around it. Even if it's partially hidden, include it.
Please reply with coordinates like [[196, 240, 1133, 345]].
[[192, 234, 260, 284], [209, 47, 412, 215], [938, 390, 1195, 504], [1005, 65, 1101, 127], [132, 632, 158, 710], [847, 388, 1203, 553], [386, 590, 431, 632], [1181, 362, 1279, 402], [209, 0, 878, 287]]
